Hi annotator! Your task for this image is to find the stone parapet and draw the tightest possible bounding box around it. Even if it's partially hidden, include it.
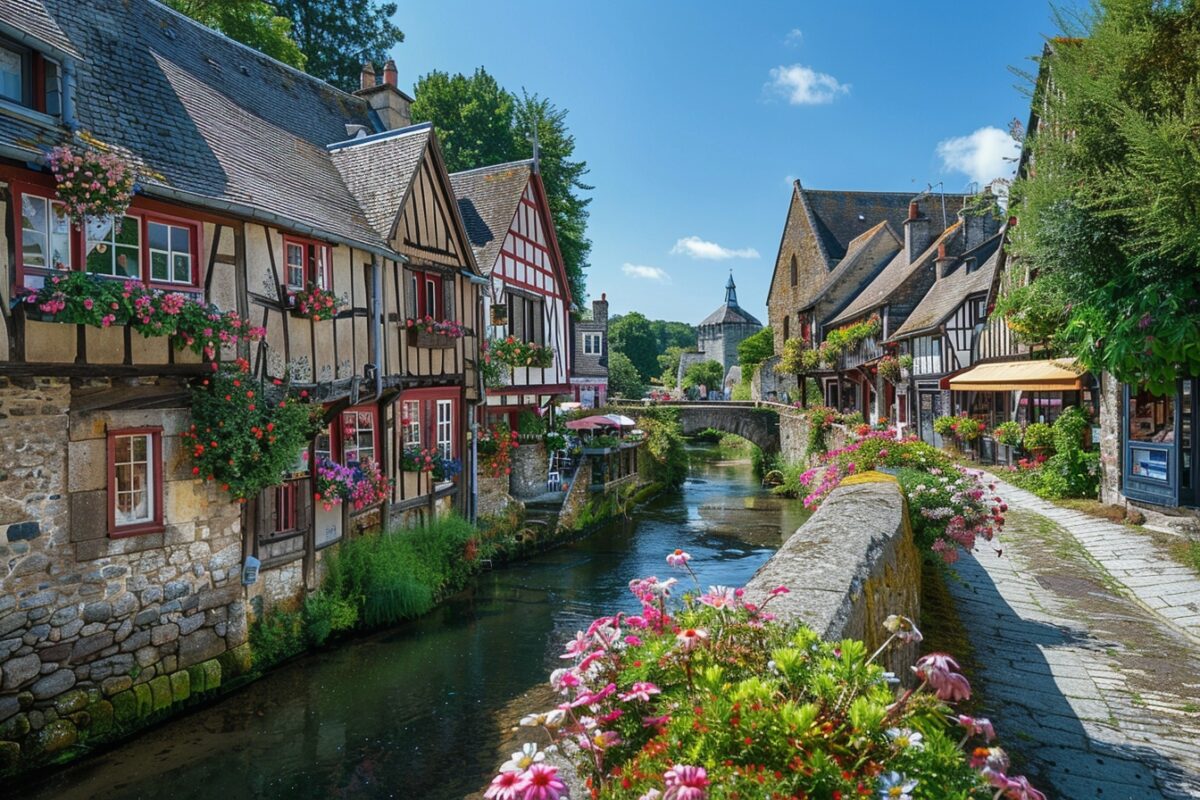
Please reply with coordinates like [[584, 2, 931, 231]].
[[745, 473, 920, 676]]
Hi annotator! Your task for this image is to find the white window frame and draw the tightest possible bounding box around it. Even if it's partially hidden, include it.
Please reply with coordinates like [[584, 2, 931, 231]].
[[436, 399, 453, 459], [147, 220, 193, 285], [584, 332, 602, 355], [112, 432, 155, 527], [285, 241, 306, 290], [19, 193, 72, 271], [85, 214, 141, 280], [402, 400, 421, 447], [342, 409, 376, 465]]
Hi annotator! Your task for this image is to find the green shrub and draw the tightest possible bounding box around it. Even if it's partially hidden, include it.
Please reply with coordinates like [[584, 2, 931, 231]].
[[805, 406, 837, 458], [1023, 422, 1054, 451], [250, 605, 305, 670], [1052, 406, 1090, 455], [932, 415, 959, 437], [838, 410, 865, 428], [517, 409, 543, 436], [301, 591, 359, 647], [994, 421, 1023, 447]]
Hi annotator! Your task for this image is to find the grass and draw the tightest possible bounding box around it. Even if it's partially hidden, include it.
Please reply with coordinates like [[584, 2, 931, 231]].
[[1168, 539, 1200, 577]]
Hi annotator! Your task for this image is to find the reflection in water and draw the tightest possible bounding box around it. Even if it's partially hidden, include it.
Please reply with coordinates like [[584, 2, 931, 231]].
[[21, 448, 807, 800]]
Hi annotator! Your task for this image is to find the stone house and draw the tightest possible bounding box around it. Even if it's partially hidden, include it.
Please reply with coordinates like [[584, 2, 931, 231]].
[[0, 0, 482, 769], [692, 273, 762, 384], [570, 294, 608, 408]]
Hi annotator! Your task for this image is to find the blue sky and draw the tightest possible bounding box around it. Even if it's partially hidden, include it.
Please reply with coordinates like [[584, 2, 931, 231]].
[[389, 1, 1074, 326]]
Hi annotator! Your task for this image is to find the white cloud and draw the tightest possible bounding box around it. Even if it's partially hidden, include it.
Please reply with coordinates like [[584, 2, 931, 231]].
[[936, 127, 1021, 186], [784, 174, 799, 187], [622, 263, 671, 283], [767, 64, 850, 105], [670, 236, 760, 260], [785, 28, 803, 46]]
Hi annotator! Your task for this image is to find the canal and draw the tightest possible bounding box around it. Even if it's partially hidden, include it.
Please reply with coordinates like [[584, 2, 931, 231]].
[[21, 445, 808, 800]]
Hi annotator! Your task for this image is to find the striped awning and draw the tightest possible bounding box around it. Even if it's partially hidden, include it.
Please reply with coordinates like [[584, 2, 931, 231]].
[[948, 358, 1086, 392]]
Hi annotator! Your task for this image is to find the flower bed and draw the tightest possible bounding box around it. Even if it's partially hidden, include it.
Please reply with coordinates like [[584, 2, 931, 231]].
[[490, 336, 555, 369], [288, 283, 344, 321], [20, 272, 264, 359], [489, 552, 1042, 800]]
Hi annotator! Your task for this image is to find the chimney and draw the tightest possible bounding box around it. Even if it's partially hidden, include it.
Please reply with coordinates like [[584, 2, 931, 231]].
[[593, 293, 609, 326], [353, 60, 412, 131], [936, 240, 957, 279], [904, 199, 933, 263], [958, 190, 1002, 251], [359, 61, 376, 91]]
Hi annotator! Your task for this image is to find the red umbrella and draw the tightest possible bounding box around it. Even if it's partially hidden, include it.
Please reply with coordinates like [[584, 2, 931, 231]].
[[566, 415, 621, 431]]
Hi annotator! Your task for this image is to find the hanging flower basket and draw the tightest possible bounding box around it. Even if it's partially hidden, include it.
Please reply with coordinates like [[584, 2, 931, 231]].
[[47, 142, 136, 229], [488, 336, 554, 369], [287, 284, 344, 321]]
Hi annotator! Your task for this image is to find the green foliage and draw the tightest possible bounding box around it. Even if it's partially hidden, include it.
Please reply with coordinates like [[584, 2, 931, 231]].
[[249, 605, 305, 670], [1022, 422, 1054, 451], [730, 378, 752, 401], [805, 406, 837, 458], [607, 351, 645, 399], [681, 359, 724, 391], [273, 0, 403, 92], [1009, 1, 1200, 392], [992, 276, 1072, 353], [517, 409, 543, 436], [301, 592, 358, 647], [165, 0, 306, 68], [633, 408, 688, 488], [1052, 406, 1090, 455], [609, 311, 660, 381], [736, 326, 775, 371], [1006, 407, 1099, 499], [994, 421, 1023, 447], [932, 415, 959, 437], [649, 319, 697, 353], [657, 345, 686, 388]]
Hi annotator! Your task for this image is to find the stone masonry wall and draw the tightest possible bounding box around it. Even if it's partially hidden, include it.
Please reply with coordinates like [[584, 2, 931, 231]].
[[510, 443, 549, 499], [745, 473, 921, 677], [0, 377, 250, 774], [778, 409, 853, 467]]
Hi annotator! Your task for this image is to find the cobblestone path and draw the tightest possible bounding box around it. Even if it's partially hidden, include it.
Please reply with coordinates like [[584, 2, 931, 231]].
[[944, 477, 1200, 799]]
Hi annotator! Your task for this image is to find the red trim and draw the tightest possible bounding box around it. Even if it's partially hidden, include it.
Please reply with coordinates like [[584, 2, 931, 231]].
[[332, 404, 380, 463], [142, 210, 202, 290], [106, 427, 164, 538], [400, 387, 462, 460], [282, 235, 333, 291], [31, 53, 46, 114]]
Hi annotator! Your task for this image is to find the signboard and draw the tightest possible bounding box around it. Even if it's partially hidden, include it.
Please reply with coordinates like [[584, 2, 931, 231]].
[[315, 504, 343, 548]]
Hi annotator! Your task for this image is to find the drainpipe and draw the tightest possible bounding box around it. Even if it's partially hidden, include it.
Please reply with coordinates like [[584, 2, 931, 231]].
[[61, 60, 78, 130], [461, 270, 490, 523], [371, 257, 383, 399]]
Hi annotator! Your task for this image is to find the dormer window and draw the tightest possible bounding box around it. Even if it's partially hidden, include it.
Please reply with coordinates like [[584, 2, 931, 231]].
[[0, 36, 63, 117]]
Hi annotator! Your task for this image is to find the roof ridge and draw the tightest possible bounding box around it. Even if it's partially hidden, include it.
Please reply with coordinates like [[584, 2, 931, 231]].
[[803, 187, 972, 198], [450, 159, 535, 177], [327, 121, 433, 151], [145, 0, 368, 102]]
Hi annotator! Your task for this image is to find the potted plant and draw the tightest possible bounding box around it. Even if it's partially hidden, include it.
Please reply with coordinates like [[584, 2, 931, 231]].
[[405, 315, 466, 348], [1023, 422, 1054, 458], [898, 353, 913, 379], [288, 283, 344, 321], [994, 421, 1023, 448], [488, 336, 554, 369]]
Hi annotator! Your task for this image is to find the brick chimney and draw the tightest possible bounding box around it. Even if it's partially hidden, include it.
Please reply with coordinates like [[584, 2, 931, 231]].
[[353, 58, 412, 131], [593, 292, 609, 327], [903, 199, 933, 263], [936, 240, 957, 279]]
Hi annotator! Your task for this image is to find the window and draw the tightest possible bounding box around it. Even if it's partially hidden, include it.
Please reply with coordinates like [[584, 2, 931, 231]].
[[284, 236, 332, 291], [148, 219, 193, 285], [790, 255, 797, 286], [20, 194, 72, 271], [1129, 387, 1175, 443], [402, 400, 421, 446], [86, 215, 142, 279], [583, 332, 602, 355], [314, 422, 334, 463], [0, 43, 23, 105], [0, 38, 62, 116], [406, 268, 450, 320], [273, 482, 300, 534], [107, 428, 162, 536], [782, 314, 789, 340], [341, 408, 377, 465], [436, 399, 453, 459], [510, 293, 544, 345]]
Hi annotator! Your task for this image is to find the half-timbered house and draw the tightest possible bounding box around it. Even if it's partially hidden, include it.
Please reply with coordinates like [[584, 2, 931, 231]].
[[450, 159, 571, 427], [0, 0, 479, 759]]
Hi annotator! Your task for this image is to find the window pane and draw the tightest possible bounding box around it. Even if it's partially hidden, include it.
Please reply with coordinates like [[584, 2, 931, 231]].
[[86, 245, 113, 276], [116, 246, 139, 279], [131, 434, 147, 461], [148, 221, 169, 251], [151, 251, 169, 281], [1130, 388, 1175, 443], [0, 46, 21, 103], [43, 59, 61, 116], [50, 206, 71, 269], [114, 435, 131, 463], [115, 217, 140, 246], [22, 230, 47, 269], [170, 225, 190, 252], [173, 254, 190, 283]]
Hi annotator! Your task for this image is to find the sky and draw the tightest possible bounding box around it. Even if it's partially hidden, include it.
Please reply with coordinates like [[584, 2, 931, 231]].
[[387, 1, 1078, 326]]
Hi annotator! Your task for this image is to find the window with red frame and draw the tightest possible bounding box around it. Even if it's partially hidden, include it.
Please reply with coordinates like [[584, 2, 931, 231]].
[[107, 428, 163, 537], [401, 400, 421, 447], [316, 405, 380, 465], [0, 36, 63, 116], [13, 187, 202, 292], [406, 268, 448, 319], [284, 236, 332, 292]]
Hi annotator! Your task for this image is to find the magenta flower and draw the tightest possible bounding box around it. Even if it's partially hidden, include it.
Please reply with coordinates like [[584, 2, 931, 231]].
[[665, 549, 691, 568], [484, 770, 522, 800], [956, 714, 996, 742], [1000, 775, 1046, 800], [770, 585, 790, 596], [664, 764, 709, 800], [618, 682, 661, 703], [561, 631, 590, 659], [514, 763, 567, 800], [913, 652, 972, 701]]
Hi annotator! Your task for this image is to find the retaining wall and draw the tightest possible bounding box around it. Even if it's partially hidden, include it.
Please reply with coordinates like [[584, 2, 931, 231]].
[[777, 409, 853, 467], [745, 472, 921, 676]]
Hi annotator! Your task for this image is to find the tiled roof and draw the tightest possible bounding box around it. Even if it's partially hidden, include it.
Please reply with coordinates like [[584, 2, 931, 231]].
[[2, 0, 394, 254], [330, 125, 432, 241], [0, 0, 81, 58], [699, 303, 762, 327], [889, 234, 1004, 340], [0, 112, 53, 158], [449, 160, 534, 275], [828, 222, 964, 326], [799, 220, 900, 311]]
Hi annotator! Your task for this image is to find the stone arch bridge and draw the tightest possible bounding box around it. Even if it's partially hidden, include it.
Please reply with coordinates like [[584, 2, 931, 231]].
[[613, 401, 781, 453]]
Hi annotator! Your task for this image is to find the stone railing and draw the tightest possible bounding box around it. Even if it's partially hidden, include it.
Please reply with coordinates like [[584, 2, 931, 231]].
[[745, 472, 920, 676]]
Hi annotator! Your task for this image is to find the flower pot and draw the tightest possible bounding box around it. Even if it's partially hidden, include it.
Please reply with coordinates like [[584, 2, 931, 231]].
[[401, 470, 424, 498], [406, 327, 457, 349], [22, 318, 77, 363], [86, 324, 126, 364]]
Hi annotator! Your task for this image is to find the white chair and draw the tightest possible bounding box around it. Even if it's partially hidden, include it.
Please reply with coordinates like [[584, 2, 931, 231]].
[[547, 469, 562, 492]]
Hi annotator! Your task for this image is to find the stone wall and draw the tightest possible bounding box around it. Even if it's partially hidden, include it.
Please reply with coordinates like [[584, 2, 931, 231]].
[[0, 377, 250, 774], [555, 461, 593, 534], [510, 443, 549, 499], [745, 473, 921, 676], [751, 356, 798, 402], [478, 473, 518, 519], [777, 408, 853, 467]]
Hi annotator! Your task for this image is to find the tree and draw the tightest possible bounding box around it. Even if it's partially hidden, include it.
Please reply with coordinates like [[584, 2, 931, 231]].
[[608, 311, 659, 382], [682, 360, 724, 391], [1010, 0, 1200, 392], [607, 352, 644, 399], [737, 327, 775, 372], [777, 338, 817, 407], [165, 0, 306, 68], [658, 346, 686, 388], [273, 0, 404, 92], [650, 320, 696, 353], [410, 69, 518, 174], [513, 92, 593, 305]]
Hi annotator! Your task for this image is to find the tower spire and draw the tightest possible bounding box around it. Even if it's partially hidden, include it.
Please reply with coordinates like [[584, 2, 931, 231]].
[[724, 270, 737, 306]]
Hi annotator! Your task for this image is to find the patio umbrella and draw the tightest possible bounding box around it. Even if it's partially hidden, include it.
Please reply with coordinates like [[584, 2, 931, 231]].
[[565, 417, 607, 431], [603, 414, 636, 428]]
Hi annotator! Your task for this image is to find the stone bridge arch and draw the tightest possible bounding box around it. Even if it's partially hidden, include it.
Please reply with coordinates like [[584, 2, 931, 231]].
[[617, 402, 781, 453]]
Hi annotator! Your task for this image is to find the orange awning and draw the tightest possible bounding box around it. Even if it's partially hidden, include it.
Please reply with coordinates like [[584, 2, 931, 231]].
[[948, 358, 1086, 392]]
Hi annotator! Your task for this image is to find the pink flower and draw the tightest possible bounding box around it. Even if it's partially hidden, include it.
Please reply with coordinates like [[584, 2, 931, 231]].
[[675, 628, 708, 653], [513, 763, 566, 800], [770, 585, 790, 596], [957, 715, 996, 742], [83, 298, 94, 310], [1000, 775, 1046, 800], [913, 652, 971, 700], [664, 764, 709, 800], [485, 770, 522, 800], [665, 549, 691, 568], [618, 682, 661, 703]]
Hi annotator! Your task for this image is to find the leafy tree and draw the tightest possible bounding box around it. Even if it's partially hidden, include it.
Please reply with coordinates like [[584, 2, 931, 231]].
[[657, 345, 686, 388], [273, 0, 404, 93], [649, 319, 696, 353], [410, 69, 518, 174], [1010, 0, 1200, 392], [737, 326, 775, 372], [607, 351, 644, 399], [609, 311, 659, 382], [682, 360, 724, 391], [165, 0, 306, 68], [777, 338, 817, 407]]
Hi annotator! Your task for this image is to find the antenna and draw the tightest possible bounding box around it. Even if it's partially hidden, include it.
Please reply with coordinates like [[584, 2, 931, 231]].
[[925, 181, 947, 229]]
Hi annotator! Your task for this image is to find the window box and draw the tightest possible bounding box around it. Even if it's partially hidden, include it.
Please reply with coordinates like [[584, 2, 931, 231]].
[[407, 325, 460, 349]]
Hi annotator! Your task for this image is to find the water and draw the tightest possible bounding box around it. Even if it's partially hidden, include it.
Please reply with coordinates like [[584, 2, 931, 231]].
[[20, 447, 808, 800]]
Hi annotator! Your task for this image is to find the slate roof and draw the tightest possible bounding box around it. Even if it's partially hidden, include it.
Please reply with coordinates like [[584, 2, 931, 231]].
[[828, 222, 964, 326], [330, 124, 432, 242], [0, 0, 81, 58], [889, 233, 1004, 340], [449, 160, 534, 274], [1, 0, 396, 255], [799, 221, 901, 311]]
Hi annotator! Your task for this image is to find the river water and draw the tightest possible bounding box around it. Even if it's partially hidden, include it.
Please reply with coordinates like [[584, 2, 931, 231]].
[[21, 447, 807, 800]]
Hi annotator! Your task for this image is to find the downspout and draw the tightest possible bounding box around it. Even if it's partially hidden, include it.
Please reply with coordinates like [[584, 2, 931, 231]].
[[61, 59, 78, 131], [372, 257, 383, 399], [470, 274, 488, 523]]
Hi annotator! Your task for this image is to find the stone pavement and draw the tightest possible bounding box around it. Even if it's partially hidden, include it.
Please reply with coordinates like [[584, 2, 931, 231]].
[[943, 476, 1200, 799]]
